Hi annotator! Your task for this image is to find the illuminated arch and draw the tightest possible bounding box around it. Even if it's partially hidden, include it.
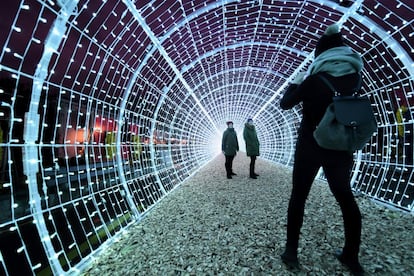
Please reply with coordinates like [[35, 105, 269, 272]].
[[0, 1, 412, 275]]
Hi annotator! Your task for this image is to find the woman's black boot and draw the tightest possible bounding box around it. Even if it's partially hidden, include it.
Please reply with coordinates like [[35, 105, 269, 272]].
[[281, 247, 300, 270], [334, 249, 364, 275]]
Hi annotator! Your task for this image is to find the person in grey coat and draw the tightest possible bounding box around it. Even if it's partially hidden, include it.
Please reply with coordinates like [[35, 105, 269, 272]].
[[222, 121, 239, 179], [243, 118, 260, 179]]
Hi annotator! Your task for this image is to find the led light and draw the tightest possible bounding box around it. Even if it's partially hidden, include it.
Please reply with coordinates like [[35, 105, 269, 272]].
[[0, 1, 413, 275]]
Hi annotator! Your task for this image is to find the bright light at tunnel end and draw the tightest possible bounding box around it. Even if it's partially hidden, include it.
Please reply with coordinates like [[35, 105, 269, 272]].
[[0, 0, 413, 275]]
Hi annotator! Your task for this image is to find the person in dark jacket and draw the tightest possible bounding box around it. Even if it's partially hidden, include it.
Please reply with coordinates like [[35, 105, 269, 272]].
[[222, 121, 239, 179], [243, 118, 260, 179], [279, 24, 365, 275]]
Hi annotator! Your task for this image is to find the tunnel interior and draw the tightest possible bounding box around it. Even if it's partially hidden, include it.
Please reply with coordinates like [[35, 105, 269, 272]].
[[0, 0, 413, 275]]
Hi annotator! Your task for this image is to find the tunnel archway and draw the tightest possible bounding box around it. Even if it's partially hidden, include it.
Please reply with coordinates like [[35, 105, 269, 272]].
[[0, 0, 413, 275]]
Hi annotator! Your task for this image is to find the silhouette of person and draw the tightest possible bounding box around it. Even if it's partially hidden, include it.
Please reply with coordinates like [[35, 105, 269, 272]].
[[280, 24, 365, 275], [243, 118, 260, 179], [222, 121, 239, 179]]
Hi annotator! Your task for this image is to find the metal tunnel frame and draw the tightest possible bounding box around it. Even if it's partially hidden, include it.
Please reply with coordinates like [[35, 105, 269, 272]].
[[0, 0, 413, 275]]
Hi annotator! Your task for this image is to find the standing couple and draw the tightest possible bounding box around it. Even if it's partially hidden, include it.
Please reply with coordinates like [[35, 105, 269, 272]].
[[221, 119, 260, 179]]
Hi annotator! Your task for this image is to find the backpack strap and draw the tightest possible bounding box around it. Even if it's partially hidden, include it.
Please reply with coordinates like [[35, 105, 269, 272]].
[[318, 74, 339, 96], [318, 74, 362, 96]]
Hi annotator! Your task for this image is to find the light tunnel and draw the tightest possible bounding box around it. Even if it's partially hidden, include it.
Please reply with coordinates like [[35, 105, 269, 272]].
[[0, 0, 413, 274]]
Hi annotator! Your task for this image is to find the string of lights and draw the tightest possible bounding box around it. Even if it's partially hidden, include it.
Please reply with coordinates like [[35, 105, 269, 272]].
[[0, 0, 412, 275]]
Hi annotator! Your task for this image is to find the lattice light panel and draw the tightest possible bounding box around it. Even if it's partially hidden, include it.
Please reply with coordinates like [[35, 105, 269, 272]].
[[0, 0, 413, 275]]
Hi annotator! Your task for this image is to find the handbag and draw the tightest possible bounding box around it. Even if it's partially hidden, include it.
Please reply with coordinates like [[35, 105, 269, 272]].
[[313, 74, 377, 152]]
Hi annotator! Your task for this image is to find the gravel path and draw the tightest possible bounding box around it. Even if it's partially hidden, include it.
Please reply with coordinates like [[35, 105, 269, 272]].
[[83, 154, 414, 275]]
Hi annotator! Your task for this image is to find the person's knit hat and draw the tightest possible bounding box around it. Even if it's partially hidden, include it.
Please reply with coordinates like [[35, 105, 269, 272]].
[[315, 24, 345, 57], [226, 121, 233, 125]]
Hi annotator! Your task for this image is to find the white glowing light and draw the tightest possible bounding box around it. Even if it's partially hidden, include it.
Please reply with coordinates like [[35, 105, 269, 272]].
[[0, 1, 413, 275]]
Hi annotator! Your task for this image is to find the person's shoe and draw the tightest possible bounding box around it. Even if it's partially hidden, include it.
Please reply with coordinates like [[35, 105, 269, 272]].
[[227, 175, 232, 179], [334, 250, 364, 276], [250, 175, 257, 179], [231, 172, 237, 176], [281, 249, 300, 270]]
